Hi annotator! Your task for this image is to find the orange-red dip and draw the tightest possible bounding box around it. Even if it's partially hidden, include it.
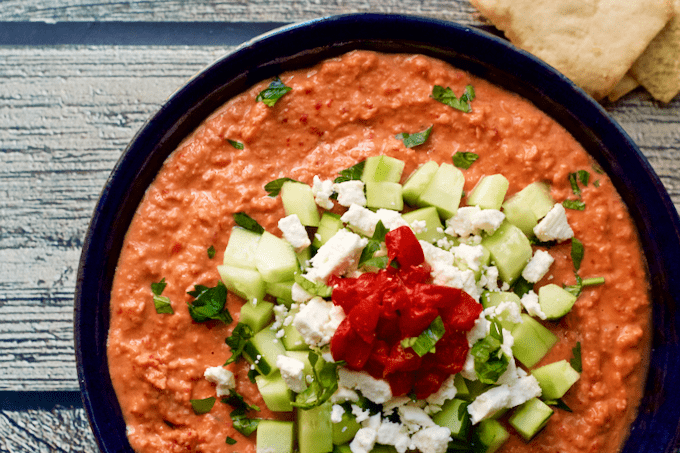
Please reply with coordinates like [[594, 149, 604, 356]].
[[108, 51, 650, 453]]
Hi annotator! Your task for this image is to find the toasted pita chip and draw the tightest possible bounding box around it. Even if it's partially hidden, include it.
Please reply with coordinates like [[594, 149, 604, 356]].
[[607, 74, 640, 102], [470, 0, 673, 99], [630, 0, 680, 103]]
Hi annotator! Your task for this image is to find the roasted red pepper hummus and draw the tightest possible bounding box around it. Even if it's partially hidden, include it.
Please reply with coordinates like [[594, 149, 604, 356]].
[[108, 51, 650, 453]]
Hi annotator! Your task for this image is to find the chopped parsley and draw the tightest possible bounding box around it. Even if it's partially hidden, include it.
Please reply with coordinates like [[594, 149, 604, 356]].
[[396, 125, 433, 148], [334, 160, 366, 183], [571, 238, 584, 271], [563, 199, 586, 211], [264, 177, 301, 197], [511, 276, 533, 298], [291, 351, 344, 410], [408, 316, 446, 357], [151, 278, 167, 296], [358, 221, 388, 267], [471, 320, 509, 384], [226, 437, 237, 445], [431, 84, 476, 112], [568, 170, 590, 196], [233, 212, 265, 234], [207, 245, 216, 259], [570, 342, 583, 373], [452, 151, 479, 169], [564, 273, 605, 297], [222, 389, 261, 436], [224, 322, 254, 365], [294, 273, 333, 298], [256, 77, 292, 107], [190, 397, 216, 414], [151, 278, 174, 314], [227, 139, 244, 150], [187, 281, 232, 324]]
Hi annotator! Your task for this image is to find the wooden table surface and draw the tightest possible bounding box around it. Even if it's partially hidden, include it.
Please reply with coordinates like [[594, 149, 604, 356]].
[[1, 1, 679, 451]]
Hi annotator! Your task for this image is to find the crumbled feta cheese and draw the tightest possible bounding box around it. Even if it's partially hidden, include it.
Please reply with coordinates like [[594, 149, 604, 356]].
[[420, 241, 455, 268], [453, 243, 485, 272], [410, 219, 428, 234], [425, 374, 458, 408], [350, 427, 378, 453], [485, 301, 523, 326], [204, 366, 235, 397], [468, 375, 542, 424], [534, 203, 574, 242], [433, 264, 481, 301], [522, 249, 555, 283], [305, 228, 368, 283], [341, 204, 381, 236], [411, 426, 452, 453], [278, 214, 311, 252], [363, 413, 382, 431], [352, 404, 371, 423], [445, 206, 505, 237], [481, 266, 500, 291], [334, 180, 367, 207], [312, 176, 335, 210], [338, 368, 393, 404], [331, 404, 345, 423], [467, 310, 491, 347], [382, 396, 411, 415], [398, 403, 435, 434], [276, 355, 307, 393], [472, 209, 505, 235], [376, 208, 409, 230], [435, 237, 454, 250], [331, 385, 360, 403], [521, 290, 547, 320], [377, 420, 411, 453], [291, 282, 313, 303], [293, 297, 345, 347]]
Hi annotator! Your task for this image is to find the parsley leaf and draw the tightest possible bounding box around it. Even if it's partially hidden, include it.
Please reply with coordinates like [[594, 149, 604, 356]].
[[190, 397, 216, 414], [452, 152, 479, 169], [571, 238, 584, 271], [410, 316, 446, 357], [224, 322, 254, 365], [334, 160, 366, 183], [256, 77, 292, 107], [264, 177, 301, 197], [564, 273, 584, 297], [294, 273, 333, 298], [592, 163, 604, 175], [187, 281, 232, 324], [511, 276, 533, 298], [291, 351, 345, 410], [431, 84, 476, 112], [568, 170, 590, 196], [227, 139, 244, 150], [358, 221, 388, 267], [396, 125, 433, 148], [207, 245, 216, 259], [222, 389, 261, 436], [571, 342, 582, 373], [361, 255, 389, 269], [222, 389, 260, 413], [233, 212, 265, 234], [471, 320, 509, 384], [226, 437, 237, 445], [151, 278, 167, 296], [153, 295, 174, 314], [563, 199, 586, 211]]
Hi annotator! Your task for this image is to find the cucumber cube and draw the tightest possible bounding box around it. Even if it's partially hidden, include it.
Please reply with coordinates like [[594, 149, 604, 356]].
[[401, 206, 446, 243], [480, 291, 522, 331], [298, 403, 333, 453], [239, 299, 275, 333], [402, 161, 440, 205], [218, 264, 266, 304], [511, 314, 558, 368], [538, 284, 577, 320], [282, 310, 310, 351], [284, 350, 314, 375], [502, 202, 538, 238], [481, 221, 532, 284], [361, 155, 405, 183], [255, 371, 293, 412], [453, 374, 470, 400], [223, 226, 262, 269], [313, 213, 344, 248], [255, 231, 299, 283], [417, 163, 465, 219], [257, 420, 295, 453], [508, 398, 553, 441], [244, 327, 287, 376], [266, 280, 295, 307], [531, 360, 580, 400], [466, 174, 509, 210], [332, 410, 361, 445], [333, 445, 352, 453], [471, 419, 509, 453], [297, 247, 312, 269], [503, 182, 553, 236], [281, 181, 320, 227], [432, 398, 471, 441], [365, 181, 404, 211]]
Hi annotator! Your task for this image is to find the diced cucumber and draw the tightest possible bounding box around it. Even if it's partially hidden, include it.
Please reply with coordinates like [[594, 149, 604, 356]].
[[454, 246, 491, 281], [365, 181, 404, 211], [454, 374, 470, 400], [361, 155, 405, 183], [417, 163, 465, 219], [432, 398, 471, 441], [471, 419, 509, 453], [332, 410, 361, 445], [502, 182, 553, 236], [255, 371, 294, 412], [333, 445, 352, 453], [502, 203, 538, 238], [402, 161, 440, 206], [281, 181, 320, 227], [244, 327, 287, 376], [313, 213, 343, 248], [480, 291, 522, 331], [511, 314, 558, 368], [298, 402, 333, 453], [282, 310, 310, 351], [401, 206, 446, 243], [466, 175, 509, 210], [538, 284, 577, 320], [257, 420, 295, 453], [266, 280, 295, 307], [481, 221, 532, 284], [461, 379, 490, 402], [255, 231, 299, 283], [223, 226, 262, 269], [217, 264, 266, 304], [531, 360, 580, 400], [508, 398, 553, 441], [284, 350, 313, 375], [239, 299, 275, 333], [371, 446, 398, 453], [297, 247, 312, 269]]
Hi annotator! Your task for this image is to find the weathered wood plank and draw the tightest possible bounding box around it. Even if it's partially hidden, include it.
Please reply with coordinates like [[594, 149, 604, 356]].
[[0, 0, 485, 24]]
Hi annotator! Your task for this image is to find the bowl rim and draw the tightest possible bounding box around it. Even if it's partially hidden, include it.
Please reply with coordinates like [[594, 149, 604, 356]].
[[75, 12, 680, 453]]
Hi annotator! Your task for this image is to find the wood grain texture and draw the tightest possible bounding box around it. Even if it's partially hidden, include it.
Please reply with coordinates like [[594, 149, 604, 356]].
[[0, 0, 485, 24]]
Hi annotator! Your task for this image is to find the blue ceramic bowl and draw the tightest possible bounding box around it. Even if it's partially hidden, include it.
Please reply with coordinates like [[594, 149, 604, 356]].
[[75, 13, 680, 453]]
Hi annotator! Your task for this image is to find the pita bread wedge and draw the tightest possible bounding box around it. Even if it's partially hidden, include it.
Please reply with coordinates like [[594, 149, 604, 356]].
[[470, 0, 673, 99], [630, 0, 680, 103], [607, 74, 640, 102]]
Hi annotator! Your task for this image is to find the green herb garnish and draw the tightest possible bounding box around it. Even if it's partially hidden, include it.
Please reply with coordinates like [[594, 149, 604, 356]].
[[256, 77, 292, 107], [224, 322, 254, 365], [568, 170, 590, 196], [334, 160, 366, 183], [511, 276, 533, 298], [222, 389, 261, 436], [294, 273, 333, 298], [264, 177, 301, 197], [226, 437, 237, 445], [358, 221, 388, 267], [570, 342, 582, 373], [151, 278, 174, 314], [290, 351, 344, 410], [452, 152, 479, 169], [563, 199, 586, 211], [227, 139, 244, 150], [471, 320, 509, 384], [431, 84, 476, 112], [233, 212, 265, 234], [190, 397, 216, 414], [545, 399, 573, 412], [571, 238, 584, 271], [207, 245, 216, 259], [410, 316, 446, 357], [151, 278, 167, 296], [396, 125, 433, 148], [187, 281, 232, 324], [222, 389, 260, 413]]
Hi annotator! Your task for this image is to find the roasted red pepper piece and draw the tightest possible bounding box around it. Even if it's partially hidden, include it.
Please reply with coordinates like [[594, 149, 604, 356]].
[[440, 290, 483, 331], [387, 371, 415, 397], [413, 368, 449, 400], [385, 226, 424, 267]]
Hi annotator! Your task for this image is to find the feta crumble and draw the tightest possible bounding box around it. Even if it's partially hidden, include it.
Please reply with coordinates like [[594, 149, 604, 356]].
[[334, 180, 367, 207], [312, 176, 335, 210], [534, 203, 574, 242], [203, 366, 235, 397], [522, 249, 555, 283], [278, 214, 311, 252]]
